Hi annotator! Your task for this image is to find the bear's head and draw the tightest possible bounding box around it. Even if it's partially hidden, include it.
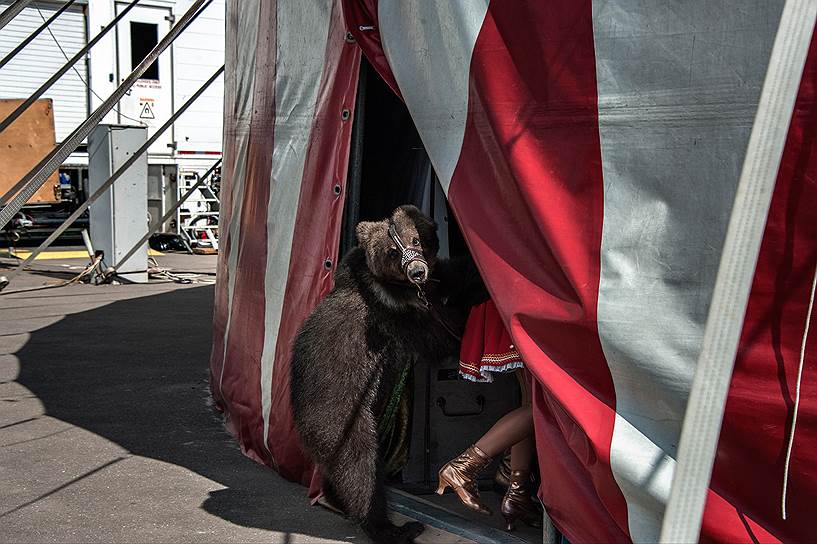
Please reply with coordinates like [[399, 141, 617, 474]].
[[355, 205, 439, 285]]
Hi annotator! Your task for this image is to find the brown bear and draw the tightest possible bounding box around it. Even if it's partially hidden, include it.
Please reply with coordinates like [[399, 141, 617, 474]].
[[290, 205, 484, 543]]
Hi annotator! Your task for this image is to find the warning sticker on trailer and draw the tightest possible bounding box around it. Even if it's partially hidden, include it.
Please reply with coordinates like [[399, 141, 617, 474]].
[[139, 102, 155, 120]]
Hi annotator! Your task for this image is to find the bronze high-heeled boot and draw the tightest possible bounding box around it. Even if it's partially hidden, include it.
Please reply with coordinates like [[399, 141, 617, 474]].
[[500, 470, 543, 531], [436, 444, 492, 515]]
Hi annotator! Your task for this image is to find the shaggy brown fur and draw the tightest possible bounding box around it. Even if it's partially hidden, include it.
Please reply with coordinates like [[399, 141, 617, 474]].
[[290, 205, 484, 543]]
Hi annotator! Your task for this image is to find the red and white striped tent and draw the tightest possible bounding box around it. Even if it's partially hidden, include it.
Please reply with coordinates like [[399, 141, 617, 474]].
[[209, 1, 817, 541]]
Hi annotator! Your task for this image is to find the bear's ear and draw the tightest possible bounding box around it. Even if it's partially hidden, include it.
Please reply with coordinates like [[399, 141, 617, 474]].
[[355, 221, 379, 247], [411, 212, 439, 256], [412, 212, 437, 236]]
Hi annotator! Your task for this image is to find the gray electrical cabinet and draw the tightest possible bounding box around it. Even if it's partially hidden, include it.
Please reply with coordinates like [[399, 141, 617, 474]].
[[88, 125, 149, 283]]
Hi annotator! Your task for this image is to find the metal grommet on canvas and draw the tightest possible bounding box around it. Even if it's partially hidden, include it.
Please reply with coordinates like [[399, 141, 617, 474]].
[[333, 183, 342, 195], [323, 259, 333, 270], [341, 109, 351, 121], [345, 31, 356, 43]]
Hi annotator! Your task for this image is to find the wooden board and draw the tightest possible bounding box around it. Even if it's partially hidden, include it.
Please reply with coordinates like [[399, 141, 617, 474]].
[[192, 247, 218, 255], [0, 99, 60, 205]]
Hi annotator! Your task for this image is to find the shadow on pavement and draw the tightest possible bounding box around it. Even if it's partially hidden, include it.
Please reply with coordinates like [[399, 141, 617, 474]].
[[14, 285, 361, 541]]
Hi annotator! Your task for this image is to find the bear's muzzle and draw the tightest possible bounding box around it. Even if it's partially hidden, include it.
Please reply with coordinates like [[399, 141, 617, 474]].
[[388, 222, 429, 285], [407, 260, 429, 284]]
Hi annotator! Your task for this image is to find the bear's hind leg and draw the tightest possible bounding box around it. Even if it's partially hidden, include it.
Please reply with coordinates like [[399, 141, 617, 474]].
[[325, 416, 423, 543], [359, 471, 423, 544], [326, 441, 393, 541]]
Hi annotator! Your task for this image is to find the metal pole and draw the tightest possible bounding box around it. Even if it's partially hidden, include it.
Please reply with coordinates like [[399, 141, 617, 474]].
[[341, 58, 366, 256], [0, 0, 213, 230], [80, 228, 94, 259], [0, 0, 77, 71], [0, 0, 34, 32], [111, 159, 221, 273], [0, 0, 142, 135], [0, 66, 223, 290]]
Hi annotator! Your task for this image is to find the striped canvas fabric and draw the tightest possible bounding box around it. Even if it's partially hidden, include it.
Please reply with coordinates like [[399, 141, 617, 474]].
[[211, 1, 817, 541]]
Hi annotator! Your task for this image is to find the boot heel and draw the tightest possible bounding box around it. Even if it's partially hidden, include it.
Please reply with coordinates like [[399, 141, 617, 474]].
[[435, 479, 449, 495], [500, 469, 542, 532], [435, 445, 492, 515]]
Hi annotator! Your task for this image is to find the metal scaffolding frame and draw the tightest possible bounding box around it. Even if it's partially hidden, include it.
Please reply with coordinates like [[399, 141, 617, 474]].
[[0, 0, 35, 32], [0, 0, 213, 231], [0, 0, 78, 71], [0, 65, 224, 290], [0, 0, 142, 135]]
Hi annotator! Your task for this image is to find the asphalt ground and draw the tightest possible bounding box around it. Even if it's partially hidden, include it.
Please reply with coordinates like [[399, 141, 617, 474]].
[[0, 252, 474, 544]]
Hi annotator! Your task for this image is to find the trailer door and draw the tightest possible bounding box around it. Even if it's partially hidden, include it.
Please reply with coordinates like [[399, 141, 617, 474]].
[[115, 2, 173, 156]]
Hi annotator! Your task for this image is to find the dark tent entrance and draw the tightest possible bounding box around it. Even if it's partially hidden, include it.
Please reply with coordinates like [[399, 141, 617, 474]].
[[340, 58, 537, 537]]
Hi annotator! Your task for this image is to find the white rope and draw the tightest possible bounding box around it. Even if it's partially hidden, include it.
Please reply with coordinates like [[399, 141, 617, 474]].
[[659, 1, 817, 541], [0, 255, 103, 296], [782, 259, 817, 519]]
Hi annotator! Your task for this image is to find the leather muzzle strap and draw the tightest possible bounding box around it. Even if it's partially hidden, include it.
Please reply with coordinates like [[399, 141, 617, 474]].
[[388, 222, 427, 274]]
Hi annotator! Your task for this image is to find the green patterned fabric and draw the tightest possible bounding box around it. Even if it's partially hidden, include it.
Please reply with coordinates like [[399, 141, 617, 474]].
[[379, 364, 412, 476]]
